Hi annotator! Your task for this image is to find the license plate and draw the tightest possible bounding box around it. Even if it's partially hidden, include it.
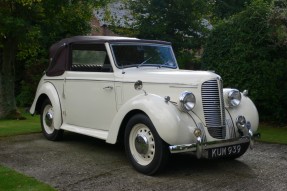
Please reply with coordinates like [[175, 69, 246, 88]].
[[209, 144, 242, 158]]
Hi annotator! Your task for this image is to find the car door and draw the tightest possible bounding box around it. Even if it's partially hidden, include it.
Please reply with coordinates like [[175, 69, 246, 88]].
[[63, 43, 117, 131]]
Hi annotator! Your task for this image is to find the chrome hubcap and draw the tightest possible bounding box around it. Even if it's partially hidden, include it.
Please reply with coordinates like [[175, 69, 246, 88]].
[[135, 134, 149, 155], [42, 104, 54, 134], [45, 112, 53, 127]]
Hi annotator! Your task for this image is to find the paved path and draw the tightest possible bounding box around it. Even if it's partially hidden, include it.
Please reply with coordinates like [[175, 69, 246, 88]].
[[0, 133, 286, 191]]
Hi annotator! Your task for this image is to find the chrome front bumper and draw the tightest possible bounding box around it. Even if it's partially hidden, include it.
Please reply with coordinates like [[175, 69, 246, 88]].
[[169, 133, 260, 158]]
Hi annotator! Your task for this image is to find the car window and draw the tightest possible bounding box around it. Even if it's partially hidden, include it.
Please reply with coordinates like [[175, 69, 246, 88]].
[[111, 44, 177, 69], [71, 44, 113, 72]]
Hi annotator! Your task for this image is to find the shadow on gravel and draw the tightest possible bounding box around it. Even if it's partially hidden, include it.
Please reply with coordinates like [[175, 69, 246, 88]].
[[63, 132, 253, 176], [60, 131, 253, 176], [61, 131, 125, 151], [166, 153, 252, 174]]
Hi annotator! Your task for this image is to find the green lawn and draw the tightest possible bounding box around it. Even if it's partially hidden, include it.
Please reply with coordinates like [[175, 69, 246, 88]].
[[0, 165, 56, 191], [257, 124, 287, 145], [0, 111, 41, 137]]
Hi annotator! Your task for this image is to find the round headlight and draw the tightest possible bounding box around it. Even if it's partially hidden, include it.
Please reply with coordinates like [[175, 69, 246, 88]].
[[179, 91, 196, 111], [228, 89, 241, 107]]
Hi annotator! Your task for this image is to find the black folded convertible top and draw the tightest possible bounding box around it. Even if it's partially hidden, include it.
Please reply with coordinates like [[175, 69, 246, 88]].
[[46, 36, 170, 76]]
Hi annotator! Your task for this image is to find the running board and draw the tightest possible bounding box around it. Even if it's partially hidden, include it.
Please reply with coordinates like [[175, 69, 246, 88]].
[[60, 124, 108, 140]]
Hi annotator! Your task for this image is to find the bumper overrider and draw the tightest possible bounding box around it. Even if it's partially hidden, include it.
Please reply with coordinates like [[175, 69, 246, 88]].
[[169, 116, 260, 159]]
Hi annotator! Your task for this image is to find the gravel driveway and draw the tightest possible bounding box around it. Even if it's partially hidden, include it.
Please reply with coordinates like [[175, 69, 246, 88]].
[[0, 133, 286, 191]]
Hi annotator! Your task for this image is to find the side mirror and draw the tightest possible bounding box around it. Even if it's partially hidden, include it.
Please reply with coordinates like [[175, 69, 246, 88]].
[[134, 80, 147, 95], [134, 80, 143, 90]]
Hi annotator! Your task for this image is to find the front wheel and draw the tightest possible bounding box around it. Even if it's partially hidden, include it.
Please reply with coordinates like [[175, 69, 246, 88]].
[[125, 114, 169, 175], [40, 99, 63, 141]]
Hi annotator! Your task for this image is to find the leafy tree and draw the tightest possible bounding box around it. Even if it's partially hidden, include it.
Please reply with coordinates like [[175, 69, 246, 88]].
[[203, 0, 287, 124], [0, 0, 42, 119], [16, 0, 97, 108], [0, 0, 104, 119], [211, 0, 252, 20], [124, 0, 211, 69]]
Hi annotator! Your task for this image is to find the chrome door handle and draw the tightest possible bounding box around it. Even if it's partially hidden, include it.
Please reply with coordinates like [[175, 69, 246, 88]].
[[103, 86, 113, 90]]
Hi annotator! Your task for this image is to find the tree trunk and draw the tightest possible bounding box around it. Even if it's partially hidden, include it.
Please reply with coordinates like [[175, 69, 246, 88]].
[[0, 37, 18, 119]]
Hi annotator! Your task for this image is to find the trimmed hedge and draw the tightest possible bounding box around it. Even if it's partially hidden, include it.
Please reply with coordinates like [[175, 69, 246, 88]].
[[203, 0, 287, 124]]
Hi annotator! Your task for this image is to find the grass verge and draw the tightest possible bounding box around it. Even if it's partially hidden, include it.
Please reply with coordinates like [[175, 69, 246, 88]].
[[257, 124, 287, 145], [0, 165, 56, 191], [0, 111, 40, 137]]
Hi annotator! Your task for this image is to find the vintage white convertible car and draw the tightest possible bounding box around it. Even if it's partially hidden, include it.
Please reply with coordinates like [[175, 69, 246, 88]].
[[30, 36, 259, 175]]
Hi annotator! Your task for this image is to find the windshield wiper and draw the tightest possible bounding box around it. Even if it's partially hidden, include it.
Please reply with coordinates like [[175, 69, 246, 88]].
[[158, 61, 176, 68], [137, 57, 153, 68]]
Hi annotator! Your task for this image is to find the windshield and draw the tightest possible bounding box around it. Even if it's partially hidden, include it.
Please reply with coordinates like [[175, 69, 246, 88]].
[[111, 44, 178, 69]]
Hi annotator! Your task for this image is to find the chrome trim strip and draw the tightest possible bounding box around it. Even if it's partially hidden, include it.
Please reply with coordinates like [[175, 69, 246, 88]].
[[45, 78, 203, 86], [169, 85, 198, 88]]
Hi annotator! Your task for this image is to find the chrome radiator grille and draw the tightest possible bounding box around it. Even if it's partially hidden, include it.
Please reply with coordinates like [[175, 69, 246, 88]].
[[201, 80, 226, 139]]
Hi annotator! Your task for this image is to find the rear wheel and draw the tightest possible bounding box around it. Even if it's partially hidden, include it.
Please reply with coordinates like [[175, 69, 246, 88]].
[[125, 114, 169, 175], [40, 99, 63, 141]]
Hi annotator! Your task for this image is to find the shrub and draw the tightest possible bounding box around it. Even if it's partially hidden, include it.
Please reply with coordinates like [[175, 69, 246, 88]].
[[203, 0, 287, 124]]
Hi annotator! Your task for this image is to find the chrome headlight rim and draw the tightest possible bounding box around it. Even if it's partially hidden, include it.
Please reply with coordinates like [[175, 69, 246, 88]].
[[227, 89, 241, 107], [179, 91, 196, 111]]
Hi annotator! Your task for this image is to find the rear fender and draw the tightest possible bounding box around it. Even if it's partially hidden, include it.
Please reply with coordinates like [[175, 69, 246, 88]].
[[30, 82, 62, 129]]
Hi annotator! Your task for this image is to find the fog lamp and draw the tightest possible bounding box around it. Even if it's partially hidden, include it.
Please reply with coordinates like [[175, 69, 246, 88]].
[[236, 115, 246, 130], [194, 128, 202, 137]]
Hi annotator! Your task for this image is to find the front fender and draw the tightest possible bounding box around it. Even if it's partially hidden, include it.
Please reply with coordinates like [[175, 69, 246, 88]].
[[29, 81, 62, 129], [106, 93, 198, 145], [226, 94, 259, 134]]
